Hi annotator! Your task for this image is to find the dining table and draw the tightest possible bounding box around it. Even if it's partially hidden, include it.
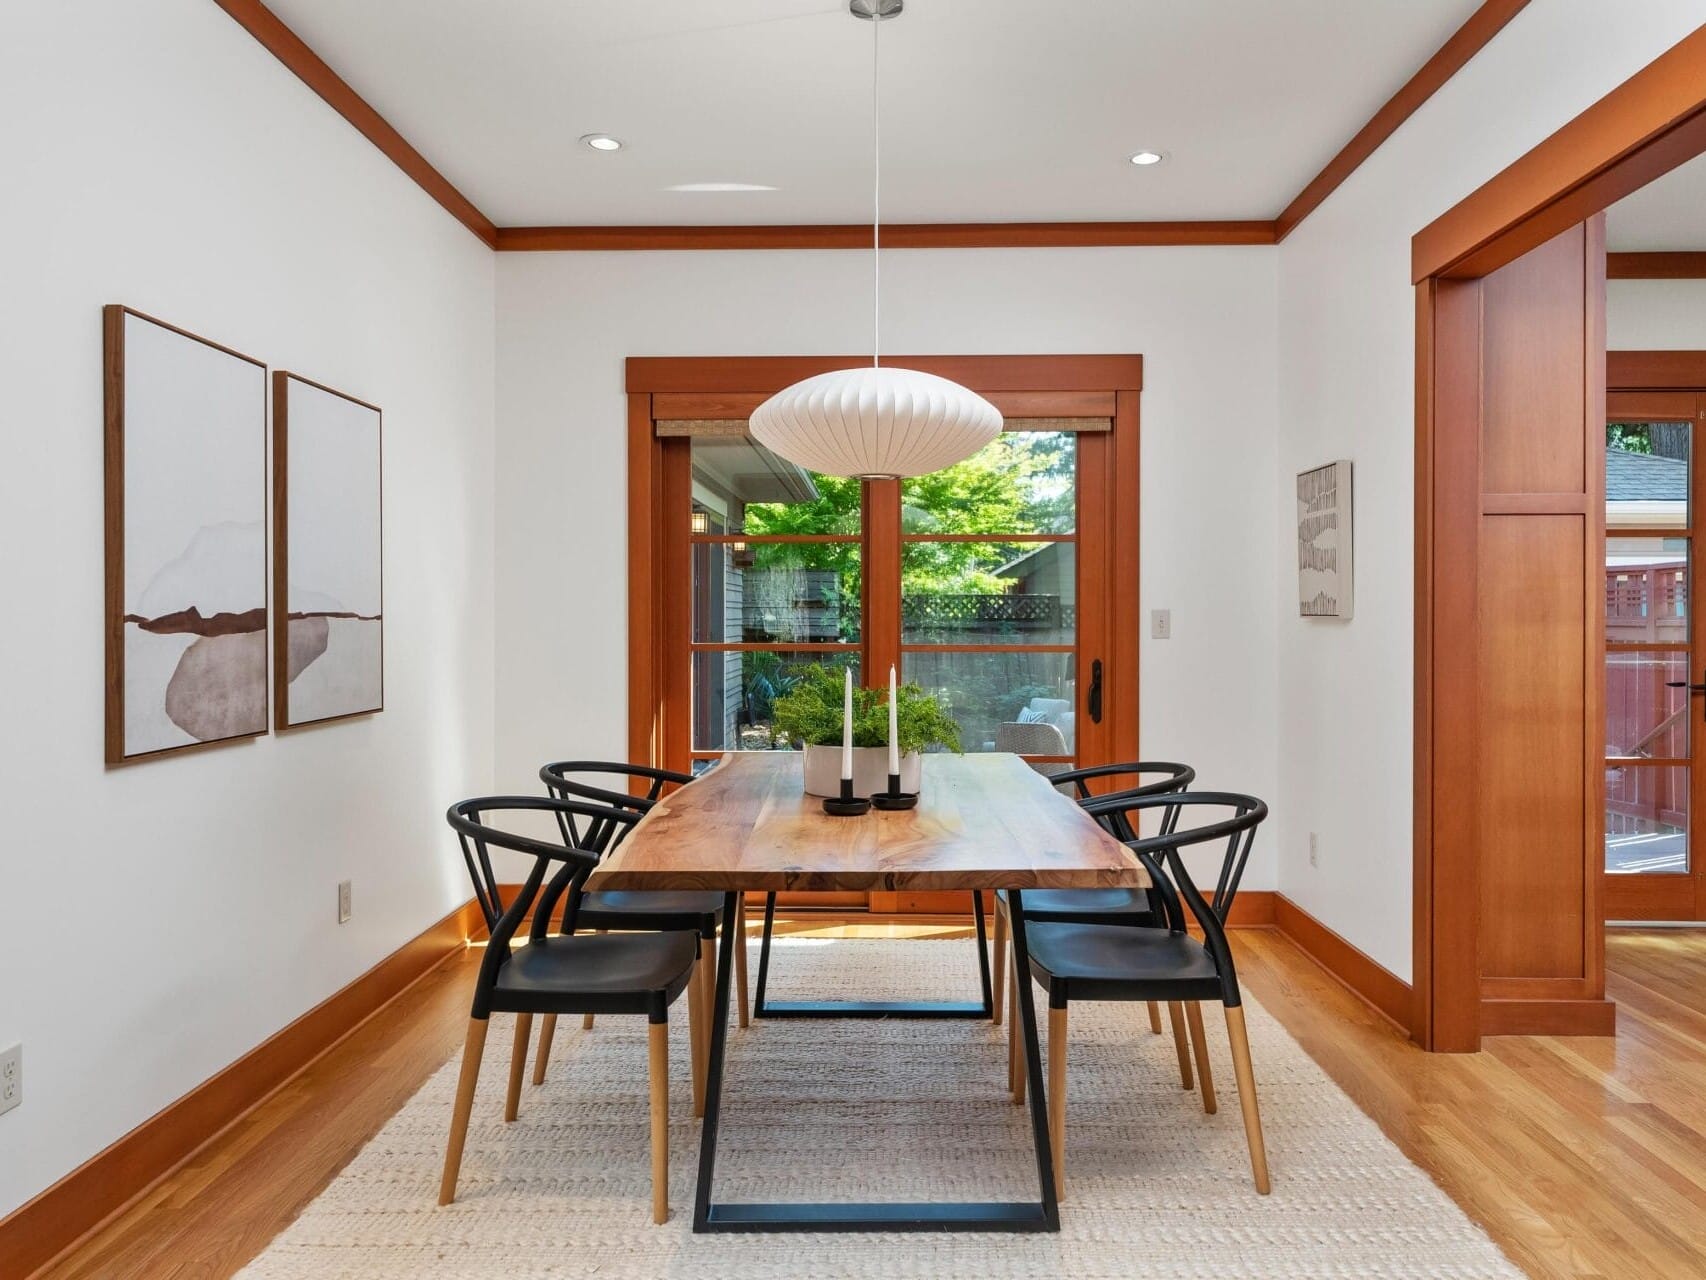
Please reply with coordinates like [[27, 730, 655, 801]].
[[584, 749, 1149, 1234]]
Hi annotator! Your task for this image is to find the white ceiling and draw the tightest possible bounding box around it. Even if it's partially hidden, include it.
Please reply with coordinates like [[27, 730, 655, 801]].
[[1608, 151, 1706, 251], [262, 0, 1486, 226]]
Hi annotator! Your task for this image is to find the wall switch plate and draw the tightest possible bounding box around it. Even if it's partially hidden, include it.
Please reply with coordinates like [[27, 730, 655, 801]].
[[1150, 609, 1171, 640], [0, 1043, 20, 1116], [337, 880, 352, 925], [1309, 832, 1320, 868]]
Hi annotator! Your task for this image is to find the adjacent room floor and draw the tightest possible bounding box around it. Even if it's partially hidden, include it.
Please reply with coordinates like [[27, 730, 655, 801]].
[[41, 924, 1706, 1280]]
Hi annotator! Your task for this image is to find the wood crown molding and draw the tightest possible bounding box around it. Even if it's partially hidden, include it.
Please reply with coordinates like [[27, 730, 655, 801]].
[[1273, 894, 1414, 1035], [211, 0, 497, 248], [1412, 25, 1706, 281], [221, 1, 1527, 253], [0, 898, 484, 1279], [1275, 0, 1532, 240], [1608, 251, 1706, 279]]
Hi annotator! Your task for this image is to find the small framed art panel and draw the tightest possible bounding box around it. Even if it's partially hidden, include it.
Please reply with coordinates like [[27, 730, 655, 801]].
[[104, 306, 270, 762], [273, 372, 384, 728]]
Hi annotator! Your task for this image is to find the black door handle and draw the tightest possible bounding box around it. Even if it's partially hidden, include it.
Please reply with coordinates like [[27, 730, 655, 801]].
[[1665, 668, 1706, 720], [1087, 658, 1103, 725]]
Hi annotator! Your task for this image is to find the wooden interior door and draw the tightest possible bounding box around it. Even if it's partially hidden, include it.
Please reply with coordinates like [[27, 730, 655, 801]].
[[1604, 389, 1706, 921]]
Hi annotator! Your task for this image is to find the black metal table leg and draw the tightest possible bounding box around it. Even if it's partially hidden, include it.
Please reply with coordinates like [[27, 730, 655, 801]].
[[691, 887, 1059, 1233], [751, 889, 996, 1020]]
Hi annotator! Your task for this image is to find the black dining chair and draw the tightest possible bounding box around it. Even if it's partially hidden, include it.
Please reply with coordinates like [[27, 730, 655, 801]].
[[993, 762, 1195, 1082], [1014, 790, 1271, 1199], [439, 796, 701, 1222], [530, 761, 748, 1115]]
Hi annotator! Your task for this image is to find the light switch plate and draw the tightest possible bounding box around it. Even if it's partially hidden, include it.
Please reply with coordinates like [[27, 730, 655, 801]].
[[337, 880, 352, 925], [1150, 609, 1171, 640]]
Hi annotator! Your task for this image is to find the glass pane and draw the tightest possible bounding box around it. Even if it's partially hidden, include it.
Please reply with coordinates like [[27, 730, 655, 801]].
[[1605, 764, 1689, 874], [1606, 650, 1688, 759], [902, 542, 1074, 645], [1607, 421, 1688, 529], [901, 431, 1076, 534], [1605, 537, 1687, 644], [690, 436, 860, 535], [692, 650, 857, 751], [903, 650, 1076, 755], [694, 542, 860, 643]]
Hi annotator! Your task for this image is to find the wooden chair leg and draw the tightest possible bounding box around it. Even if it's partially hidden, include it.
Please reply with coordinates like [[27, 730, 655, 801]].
[[1184, 1002, 1217, 1114], [689, 937, 710, 1118], [1166, 1002, 1194, 1091], [438, 1017, 489, 1205], [583, 929, 607, 1030], [648, 1019, 670, 1223], [1224, 1005, 1271, 1194], [1147, 1001, 1163, 1034], [992, 904, 1007, 1026], [1009, 953, 1026, 1104], [1047, 1004, 1067, 1201], [505, 1013, 532, 1122], [530, 1014, 557, 1086], [734, 897, 751, 1029]]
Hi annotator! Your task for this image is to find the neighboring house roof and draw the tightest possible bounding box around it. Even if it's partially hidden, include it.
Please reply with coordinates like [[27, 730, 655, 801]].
[[1607, 447, 1686, 503], [995, 542, 1063, 580]]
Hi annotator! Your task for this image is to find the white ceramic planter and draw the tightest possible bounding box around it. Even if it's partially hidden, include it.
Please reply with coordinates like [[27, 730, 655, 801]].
[[800, 745, 923, 799]]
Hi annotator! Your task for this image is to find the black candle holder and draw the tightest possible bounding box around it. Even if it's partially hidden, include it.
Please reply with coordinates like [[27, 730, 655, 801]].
[[822, 775, 872, 817], [871, 772, 918, 810]]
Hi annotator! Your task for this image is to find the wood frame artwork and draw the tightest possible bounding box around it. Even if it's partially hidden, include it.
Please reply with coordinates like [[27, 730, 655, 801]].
[[104, 305, 270, 763], [272, 372, 385, 729]]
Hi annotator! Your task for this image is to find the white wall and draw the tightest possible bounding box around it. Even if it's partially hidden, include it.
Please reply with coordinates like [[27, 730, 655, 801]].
[[1609, 278, 1706, 349], [0, 2, 495, 1216], [1274, 0, 1706, 980], [494, 247, 1281, 885]]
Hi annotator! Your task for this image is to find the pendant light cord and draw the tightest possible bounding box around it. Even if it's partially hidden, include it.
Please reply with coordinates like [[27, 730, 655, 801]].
[[871, 10, 881, 368]]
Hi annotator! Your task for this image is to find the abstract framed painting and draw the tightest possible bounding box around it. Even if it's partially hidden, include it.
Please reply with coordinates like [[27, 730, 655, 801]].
[[104, 305, 270, 763], [1297, 459, 1354, 620], [272, 372, 383, 728]]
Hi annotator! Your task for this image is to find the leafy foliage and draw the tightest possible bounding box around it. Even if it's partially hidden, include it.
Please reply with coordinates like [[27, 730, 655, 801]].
[[770, 663, 962, 754]]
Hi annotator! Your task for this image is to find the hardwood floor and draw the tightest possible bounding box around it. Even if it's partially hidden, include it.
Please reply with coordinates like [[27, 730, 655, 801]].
[[36, 924, 1706, 1279]]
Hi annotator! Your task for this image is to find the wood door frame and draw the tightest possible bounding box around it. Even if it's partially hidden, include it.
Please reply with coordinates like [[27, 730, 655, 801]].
[[625, 353, 1143, 788], [1604, 365, 1706, 922], [1412, 29, 1706, 1050]]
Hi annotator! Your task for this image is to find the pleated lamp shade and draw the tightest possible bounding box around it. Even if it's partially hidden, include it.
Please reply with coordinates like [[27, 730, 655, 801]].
[[749, 365, 1003, 479]]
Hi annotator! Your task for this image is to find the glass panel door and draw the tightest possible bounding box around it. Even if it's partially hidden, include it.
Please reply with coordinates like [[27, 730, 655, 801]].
[[1604, 401, 1706, 920]]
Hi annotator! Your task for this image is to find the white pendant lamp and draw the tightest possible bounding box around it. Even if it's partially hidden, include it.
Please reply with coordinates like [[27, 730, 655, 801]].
[[749, 0, 1001, 480]]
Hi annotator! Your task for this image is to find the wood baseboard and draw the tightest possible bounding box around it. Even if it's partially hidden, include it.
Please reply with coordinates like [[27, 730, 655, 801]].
[[0, 899, 484, 1279], [1480, 998, 1617, 1037], [1274, 894, 1415, 1034]]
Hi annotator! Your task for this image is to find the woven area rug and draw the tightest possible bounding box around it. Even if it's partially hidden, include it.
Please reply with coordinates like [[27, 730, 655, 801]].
[[241, 938, 1519, 1279]]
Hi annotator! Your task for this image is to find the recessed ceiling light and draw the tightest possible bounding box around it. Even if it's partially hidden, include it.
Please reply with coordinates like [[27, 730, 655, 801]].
[[580, 134, 623, 152], [667, 182, 779, 192], [1128, 150, 1166, 166]]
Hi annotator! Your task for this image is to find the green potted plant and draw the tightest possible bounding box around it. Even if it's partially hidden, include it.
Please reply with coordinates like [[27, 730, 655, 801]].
[[770, 663, 961, 798]]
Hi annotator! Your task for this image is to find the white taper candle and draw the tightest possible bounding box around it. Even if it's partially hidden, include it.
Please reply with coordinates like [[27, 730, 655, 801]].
[[842, 666, 854, 781], [888, 665, 900, 777]]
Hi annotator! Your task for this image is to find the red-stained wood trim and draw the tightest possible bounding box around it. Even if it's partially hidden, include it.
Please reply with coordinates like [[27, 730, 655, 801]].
[[1274, 895, 1414, 1032], [1607, 251, 1706, 279], [1480, 997, 1617, 1036], [627, 394, 661, 769], [1276, 0, 1533, 240], [1605, 389, 1697, 416], [652, 389, 1117, 420], [1412, 27, 1706, 281], [210, 0, 497, 248], [628, 355, 1144, 395], [495, 222, 1276, 252], [0, 899, 483, 1279], [1608, 350, 1706, 389]]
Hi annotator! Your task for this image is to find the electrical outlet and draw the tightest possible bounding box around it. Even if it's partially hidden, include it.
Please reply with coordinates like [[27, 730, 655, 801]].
[[1150, 609, 1171, 640], [337, 879, 352, 925], [0, 1043, 20, 1116], [1308, 832, 1320, 869]]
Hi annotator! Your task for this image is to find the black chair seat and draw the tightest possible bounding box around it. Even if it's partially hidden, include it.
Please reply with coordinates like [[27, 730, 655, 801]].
[[493, 930, 699, 1018], [998, 887, 1157, 924], [1025, 921, 1223, 1004], [576, 890, 724, 933]]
